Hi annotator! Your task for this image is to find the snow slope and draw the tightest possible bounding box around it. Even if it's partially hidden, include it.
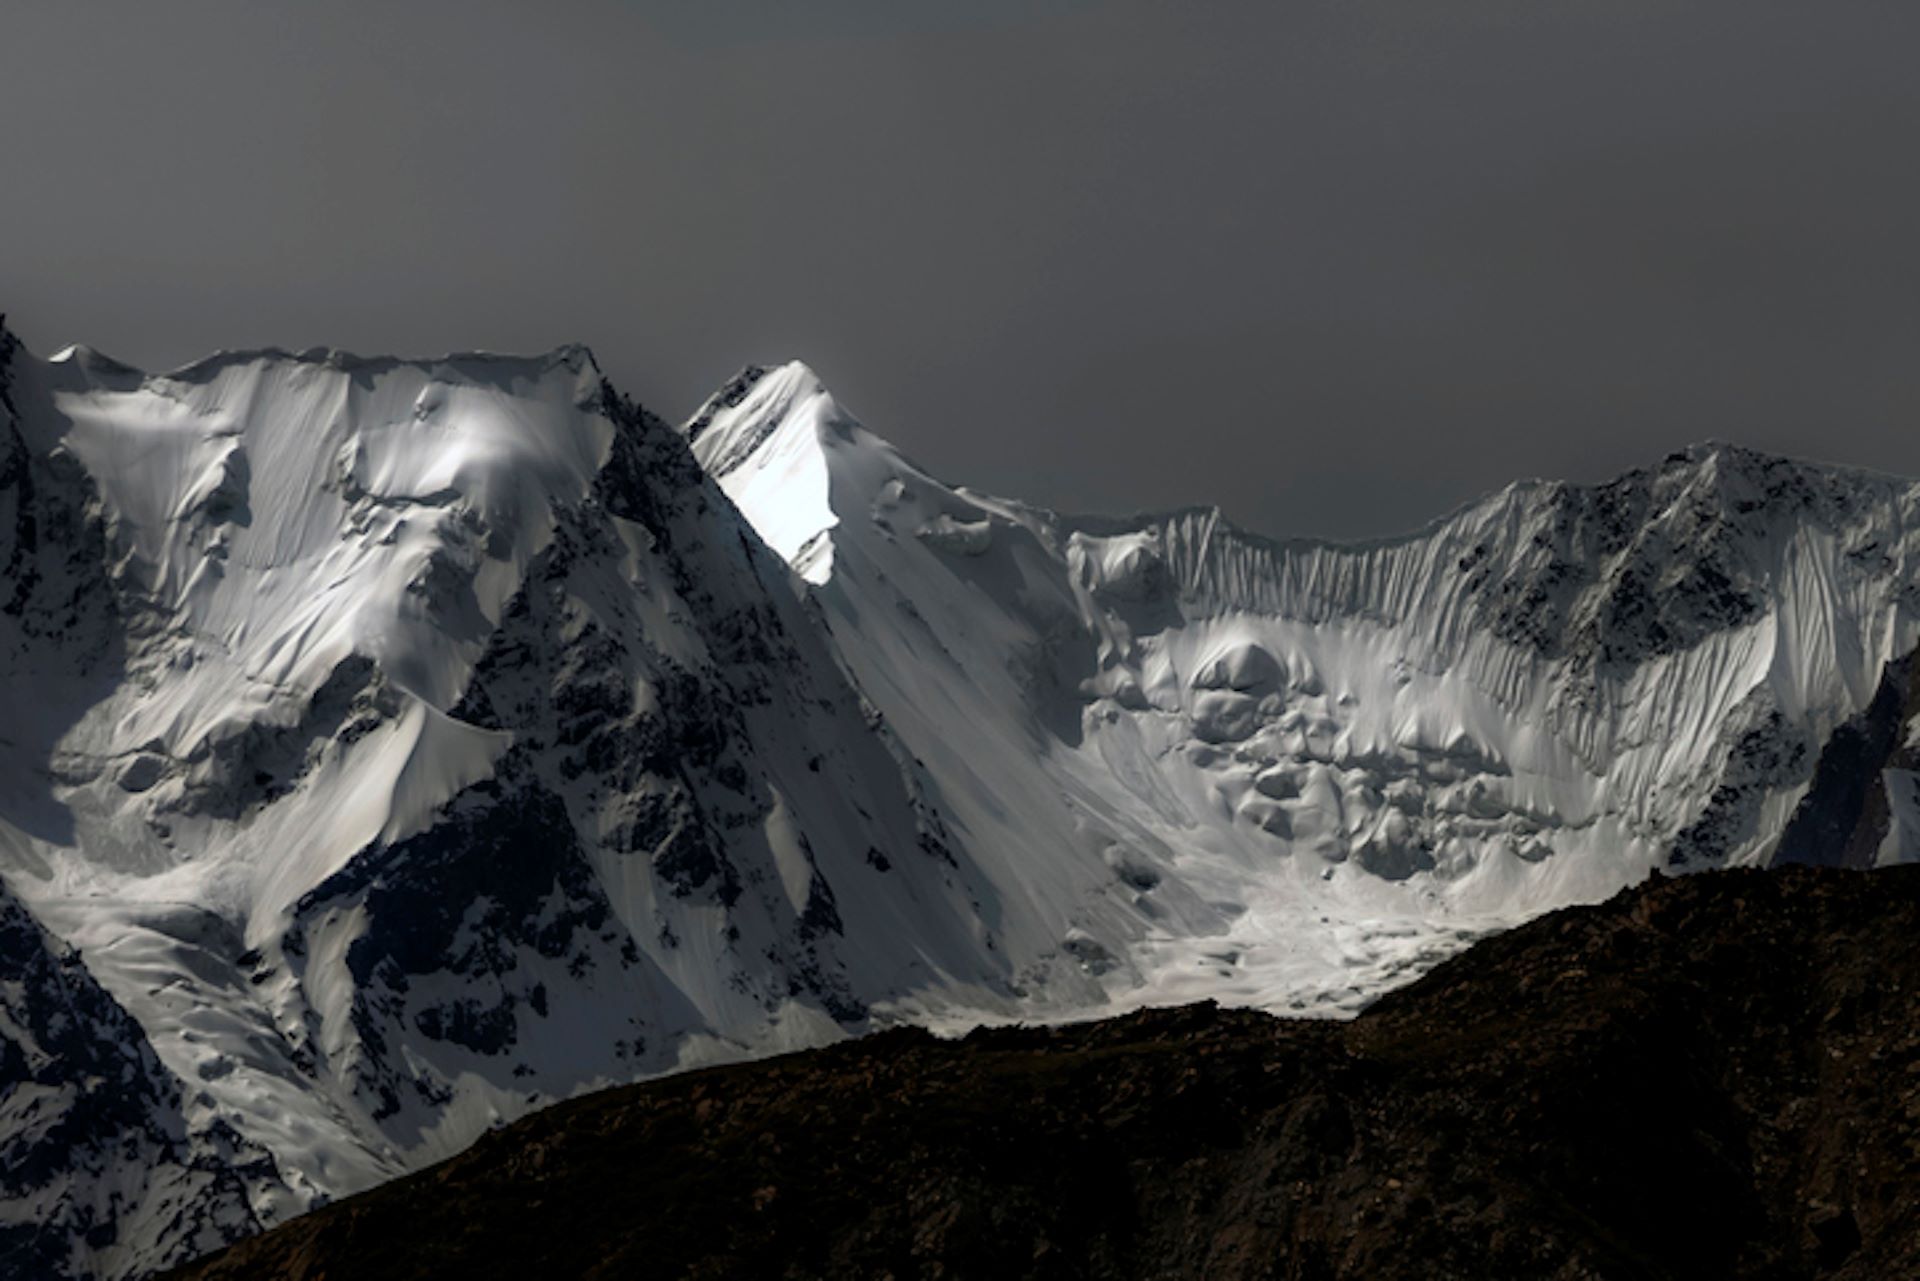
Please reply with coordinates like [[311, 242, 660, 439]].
[[691, 361, 1920, 1024]]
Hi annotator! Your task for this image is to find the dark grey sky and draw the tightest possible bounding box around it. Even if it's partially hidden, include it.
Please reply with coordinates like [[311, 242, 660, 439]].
[[5, 1, 1918, 539]]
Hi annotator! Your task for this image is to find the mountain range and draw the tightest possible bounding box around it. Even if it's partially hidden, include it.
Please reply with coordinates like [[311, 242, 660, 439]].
[[1, 324, 1916, 1278]]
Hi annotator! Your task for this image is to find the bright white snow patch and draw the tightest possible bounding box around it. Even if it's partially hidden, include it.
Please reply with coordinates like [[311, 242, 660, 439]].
[[689, 362, 846, 584]]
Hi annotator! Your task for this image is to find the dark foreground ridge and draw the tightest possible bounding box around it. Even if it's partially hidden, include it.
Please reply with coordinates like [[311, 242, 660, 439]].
[[172, 866, 1920, 1281]]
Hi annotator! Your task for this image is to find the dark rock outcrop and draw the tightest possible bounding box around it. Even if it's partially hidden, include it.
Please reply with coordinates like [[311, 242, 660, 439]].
[[171, 865, 1920, 1281], [1775, 645, 1920, 869]]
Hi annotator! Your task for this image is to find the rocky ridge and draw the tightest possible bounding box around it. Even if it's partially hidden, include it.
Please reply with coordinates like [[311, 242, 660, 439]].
[[169, 865, 1920, 1281]]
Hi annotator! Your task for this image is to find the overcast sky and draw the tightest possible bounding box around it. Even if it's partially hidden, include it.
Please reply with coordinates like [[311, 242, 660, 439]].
[[4, 1, 1917, 539]]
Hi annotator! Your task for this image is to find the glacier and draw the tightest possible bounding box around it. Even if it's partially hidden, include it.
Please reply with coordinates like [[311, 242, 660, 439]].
[[690, 361, 1920, 1019], [2, 327, 1918, 1277]]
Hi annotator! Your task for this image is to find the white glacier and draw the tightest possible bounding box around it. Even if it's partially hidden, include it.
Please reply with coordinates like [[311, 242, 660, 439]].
[[690, 360, 1920, 1027]]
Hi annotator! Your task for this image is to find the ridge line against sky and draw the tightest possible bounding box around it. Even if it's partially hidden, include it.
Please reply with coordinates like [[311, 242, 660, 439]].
[[4, 0, 1917, 540]]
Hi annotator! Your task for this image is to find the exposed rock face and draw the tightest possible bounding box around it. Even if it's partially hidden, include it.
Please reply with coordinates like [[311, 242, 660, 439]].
[[0, 882, 265, 1281], [168, 865, 1920, 1281], [1775, 644, 1920, 868]]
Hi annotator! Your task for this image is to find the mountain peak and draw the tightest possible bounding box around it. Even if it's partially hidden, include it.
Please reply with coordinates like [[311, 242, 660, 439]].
[[0, 327, 991, 1276], [684, 361, 836, 454], [46, 341, 145, 381], [684, 359, 854, 584]]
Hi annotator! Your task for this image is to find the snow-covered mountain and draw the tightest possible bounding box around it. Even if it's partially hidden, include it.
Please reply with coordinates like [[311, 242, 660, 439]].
[[0, 330, 1038, 1279], [2, 325, 1918, 1277], [689, 361, 1920, 1019]]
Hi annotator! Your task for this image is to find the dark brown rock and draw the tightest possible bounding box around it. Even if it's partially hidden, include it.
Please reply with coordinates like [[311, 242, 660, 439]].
[[169, 865, 1920, 1281]]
